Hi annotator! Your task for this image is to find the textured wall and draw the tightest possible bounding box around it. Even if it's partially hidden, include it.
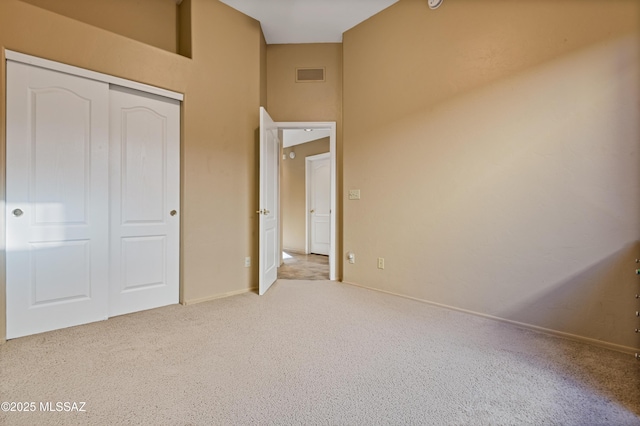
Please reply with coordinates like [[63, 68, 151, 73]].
[[343, 0, 640, 350], [20, 0, 179, 53], [260, 30, 267, 108], [266, 43, 342, 123], [180, 0, 262, 303]]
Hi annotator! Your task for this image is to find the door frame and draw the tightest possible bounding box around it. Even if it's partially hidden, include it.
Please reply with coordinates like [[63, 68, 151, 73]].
[[305, 152, 331, 256], [275, 121, 337, 281]]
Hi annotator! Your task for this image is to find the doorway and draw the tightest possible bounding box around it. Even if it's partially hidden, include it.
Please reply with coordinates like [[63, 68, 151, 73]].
[[257, 111, 337, 292], [276, 121, 336, 282]]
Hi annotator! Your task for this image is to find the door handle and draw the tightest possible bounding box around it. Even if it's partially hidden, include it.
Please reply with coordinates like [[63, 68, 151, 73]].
[[12, 208, 24, 217], [256, 209, 270, 215], [310, 209, 315, 214], [170, 210, 177, 216]]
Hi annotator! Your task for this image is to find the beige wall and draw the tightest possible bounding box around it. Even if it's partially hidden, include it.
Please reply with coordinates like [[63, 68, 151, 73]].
[[178, 0, 192, 58], [181, 0, 261, 303], [282, 138, 330, 252], [260, 30, 267, 107], [21, 0, 180, 53], [266, 43, 342, 123], [266, 43, 343, 275], [0, 0, 263, 341], [343, 0, 640, 350]]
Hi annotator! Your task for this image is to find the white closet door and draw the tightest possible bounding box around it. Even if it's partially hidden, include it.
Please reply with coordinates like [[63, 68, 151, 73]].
[[109, 86, 180, 317], [6, 61, 110, 339]]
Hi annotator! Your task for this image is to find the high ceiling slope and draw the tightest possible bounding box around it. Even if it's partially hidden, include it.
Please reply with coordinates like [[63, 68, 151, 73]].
[[218, 0, 399, 44]]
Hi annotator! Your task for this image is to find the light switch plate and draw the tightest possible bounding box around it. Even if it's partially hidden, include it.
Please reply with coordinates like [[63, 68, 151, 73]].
[[349, 189, 361, 200]]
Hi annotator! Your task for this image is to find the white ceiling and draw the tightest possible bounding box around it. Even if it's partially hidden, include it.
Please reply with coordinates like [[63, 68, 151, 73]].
[[218, 0, 399, 44]]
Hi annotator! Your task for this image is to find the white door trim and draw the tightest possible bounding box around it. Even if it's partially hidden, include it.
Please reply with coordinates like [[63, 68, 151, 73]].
[[275, 121, 337, 281], [5, 50, 183, 101], [305, 152, 331, 255]]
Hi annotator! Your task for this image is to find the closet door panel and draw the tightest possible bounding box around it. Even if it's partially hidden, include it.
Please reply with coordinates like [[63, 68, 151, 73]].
[[6, 61, 110, 339], [109, 86, 180, 317], [121, 108, 165, 223]]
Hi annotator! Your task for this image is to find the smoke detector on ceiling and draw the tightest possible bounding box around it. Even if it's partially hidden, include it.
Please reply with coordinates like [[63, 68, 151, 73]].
[[428, 0, 443, 9]]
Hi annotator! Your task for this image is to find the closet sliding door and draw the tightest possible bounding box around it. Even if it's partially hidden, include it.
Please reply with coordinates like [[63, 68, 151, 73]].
[[6, 62, 110, 339], [108, 86, 180, 317], [6, 59, 180, 339]]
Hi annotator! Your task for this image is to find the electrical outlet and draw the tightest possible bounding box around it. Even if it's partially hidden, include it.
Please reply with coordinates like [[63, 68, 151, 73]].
[[245, 257, 251, 267], [347, 252, 355, 264], [377, 257, 385, 269], [348, 189, 361, 200]]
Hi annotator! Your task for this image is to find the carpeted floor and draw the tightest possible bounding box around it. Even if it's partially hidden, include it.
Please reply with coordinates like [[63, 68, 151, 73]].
[[1, 280, 639, 425]]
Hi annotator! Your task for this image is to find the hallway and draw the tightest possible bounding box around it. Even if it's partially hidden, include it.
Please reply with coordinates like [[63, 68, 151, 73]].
[[278, 251, 329, 280]]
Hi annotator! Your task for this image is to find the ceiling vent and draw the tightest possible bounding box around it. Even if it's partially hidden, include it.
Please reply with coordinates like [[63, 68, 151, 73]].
[[296, 67, 325, 83]]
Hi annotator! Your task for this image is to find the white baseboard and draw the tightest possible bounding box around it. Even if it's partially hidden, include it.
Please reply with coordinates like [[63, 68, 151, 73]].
[[340, 281, 639, 355], [183, 287, 257, 305]]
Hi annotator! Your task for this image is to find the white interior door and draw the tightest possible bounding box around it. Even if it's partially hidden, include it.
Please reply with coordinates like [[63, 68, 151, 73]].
[[6, 61, 110, 339], [308, 154, 331, 256], [259, 107, 279, 295], [109, 86, 180, 316]]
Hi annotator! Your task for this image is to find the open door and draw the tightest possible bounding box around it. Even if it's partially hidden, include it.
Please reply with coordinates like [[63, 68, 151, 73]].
[[258, 107, 279, 295]]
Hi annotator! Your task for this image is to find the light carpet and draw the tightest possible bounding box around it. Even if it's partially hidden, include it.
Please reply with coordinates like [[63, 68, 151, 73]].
[[0, 280, 639, 425]]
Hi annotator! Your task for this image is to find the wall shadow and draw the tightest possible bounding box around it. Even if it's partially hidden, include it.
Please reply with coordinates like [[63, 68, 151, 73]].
[[500, 242, 640, 350], [497, 242, 640, 415]]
